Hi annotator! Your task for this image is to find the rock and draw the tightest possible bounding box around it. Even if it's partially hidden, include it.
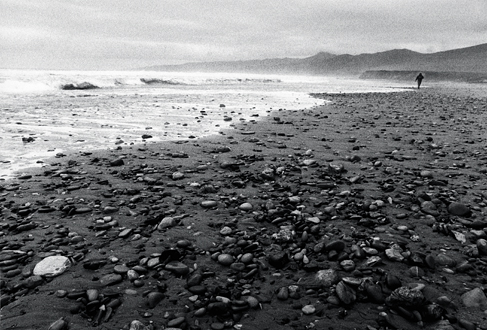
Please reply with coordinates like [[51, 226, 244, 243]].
[[245, 296, 259, 308], [239, 202, 253, 211], [100, 274, 123, 286], [23, 275, 44, 289], [267, 251, 289, 269], [314, 269, 339, 288], [336, 281, 356, 305], [172, 171, 184, 180], [48, 317, 68, 330], [167, 316, 185, 327], [385, 244, 404, 262], [147, 291, 165, 308], [158, 217, 176, 229], [118, 228, 133, 238], [164, 261, 190, 276], [476, 238, 487, 255], [302, 304, 316, 315], [240, 253, 254, 264], [386, 286, 424, 308], [364, 281, 385, 303], [113, 264, 130, 274], [33, 256, 71, 277], [457, 319, 477, 330], [325, 240, 346, 252], [385, 273, 402, 290], [219, 226, 232, 235], [129, 320, 152, 330], [277, 287, 289, 300], [201, 200, 217, 208], [86, 289, 99, 301], [217, 254, 234, 266], [340, 260, 355, 272], [109, 158, 124, 166], [434, 254, 457, 267], [461, 287, 487, 309], [448, 202, 470, 216]]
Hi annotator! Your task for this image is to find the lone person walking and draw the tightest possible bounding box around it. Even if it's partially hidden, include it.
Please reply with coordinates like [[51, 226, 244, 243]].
[[415, 73, 424, 89]]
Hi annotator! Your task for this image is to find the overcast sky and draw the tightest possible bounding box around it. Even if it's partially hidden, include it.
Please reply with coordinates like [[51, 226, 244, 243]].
[[1, 0, 486, 70]]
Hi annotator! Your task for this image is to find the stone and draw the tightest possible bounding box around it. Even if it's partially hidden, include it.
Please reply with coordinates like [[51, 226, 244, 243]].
[[245, 296, 259, 308], [461, 287, 487, 309], [239, 202, 253, 211], [48, 317, 68, 330], [267, 251, 289, 269], [240, 253, 254, 264], [302, 304, 316, 315], [448, 202, 470, 216], [476, 238, 487, 255], [33, 256, 71, 277], [109, 158, 124, 166], [86, 289, 99, 301], [129, 320, 152, 330], [434, 254, 457, 267], [314, 269, 339, 287], [386, 286, 424, 308], [167, 316, 185, 327], [336, 281, 356, 305], [147, 292, 165, 308], [217, 254, 234, 266], [340, 259, 355, 271], [114, 264, 130, 274], [100, 274, 123, 286], [325, 240, 346, 252], [201, 200, 217, 208], [165, 261, 190, 276], [158, 217, 176, 229], [385, 245, 404, 262], [23, 275, 44, 289]]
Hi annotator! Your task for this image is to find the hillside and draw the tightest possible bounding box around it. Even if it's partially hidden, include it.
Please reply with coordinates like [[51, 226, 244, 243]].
[[142, 43, 487, 75], [360, 70, 487, 83]]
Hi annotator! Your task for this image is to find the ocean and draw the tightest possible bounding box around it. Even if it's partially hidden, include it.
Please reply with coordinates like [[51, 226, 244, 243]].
[[0, 69, 408, 179]]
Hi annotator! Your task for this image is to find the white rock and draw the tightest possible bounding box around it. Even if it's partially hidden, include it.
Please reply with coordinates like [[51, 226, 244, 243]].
[[33, 256, 71, 277]]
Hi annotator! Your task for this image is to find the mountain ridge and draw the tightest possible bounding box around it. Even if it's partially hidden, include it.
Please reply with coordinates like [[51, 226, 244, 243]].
[[142, 43, 487, 75]]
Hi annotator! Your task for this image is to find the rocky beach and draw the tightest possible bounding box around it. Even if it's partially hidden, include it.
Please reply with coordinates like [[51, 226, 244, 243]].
[[2, 85, 487, 330]]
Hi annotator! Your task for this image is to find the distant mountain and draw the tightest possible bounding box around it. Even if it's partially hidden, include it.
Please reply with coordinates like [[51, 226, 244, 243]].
[[142, 43, 487, 75]]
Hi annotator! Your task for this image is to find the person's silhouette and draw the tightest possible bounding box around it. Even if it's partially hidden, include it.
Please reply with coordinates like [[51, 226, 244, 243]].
[[415, 73, 424, 89]]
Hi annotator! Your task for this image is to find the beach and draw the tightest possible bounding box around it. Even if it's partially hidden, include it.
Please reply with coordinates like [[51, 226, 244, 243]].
[[1, 84, 487, 330]]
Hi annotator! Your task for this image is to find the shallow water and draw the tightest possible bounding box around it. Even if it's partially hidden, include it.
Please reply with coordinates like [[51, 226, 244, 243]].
[[0, 70, 409, 179]]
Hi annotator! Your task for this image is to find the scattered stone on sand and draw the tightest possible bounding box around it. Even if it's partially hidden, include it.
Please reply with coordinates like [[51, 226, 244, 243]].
[[2, 88, 487, 329]]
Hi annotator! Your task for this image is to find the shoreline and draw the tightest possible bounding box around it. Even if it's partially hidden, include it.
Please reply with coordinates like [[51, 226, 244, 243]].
[[1, 85, 487, 330]]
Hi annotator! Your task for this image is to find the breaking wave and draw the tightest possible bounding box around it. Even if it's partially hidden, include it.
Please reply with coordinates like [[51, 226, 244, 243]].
[[0, 71, 283, 94]]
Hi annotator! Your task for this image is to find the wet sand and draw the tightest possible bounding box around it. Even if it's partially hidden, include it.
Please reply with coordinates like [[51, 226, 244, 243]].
[[1, 85, 487, 330]]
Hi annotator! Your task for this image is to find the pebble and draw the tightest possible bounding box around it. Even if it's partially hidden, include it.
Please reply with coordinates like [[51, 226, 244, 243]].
[[461, 287, 487, 309], [100, 274, 123, 286], [447, 202, 470, 216], [33, 256, 71, 277], [476, 238, 487, 255], [336, 281, 356, 305], [147, 291, 165, 308], [302, 304, 316, 315], [201, 200, 217, 208], [165, 261, 190, 276], [217, 254, 234, 266], [2, 91, 487, 330], [314, 269, 339, 287]]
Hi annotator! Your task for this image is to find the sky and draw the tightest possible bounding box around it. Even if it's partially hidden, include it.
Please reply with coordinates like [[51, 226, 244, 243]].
[[1, 0, 486, 70]]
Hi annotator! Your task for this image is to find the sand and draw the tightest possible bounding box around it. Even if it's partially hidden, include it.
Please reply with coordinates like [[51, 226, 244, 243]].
[[1, 84, 487, 330]]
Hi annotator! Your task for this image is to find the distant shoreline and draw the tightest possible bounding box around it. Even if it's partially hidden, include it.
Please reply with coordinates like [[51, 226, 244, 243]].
[[360, 70, 487, 84]]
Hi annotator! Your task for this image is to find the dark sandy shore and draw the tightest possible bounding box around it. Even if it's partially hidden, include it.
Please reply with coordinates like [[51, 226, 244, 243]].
[[1, 85, 487, 330]]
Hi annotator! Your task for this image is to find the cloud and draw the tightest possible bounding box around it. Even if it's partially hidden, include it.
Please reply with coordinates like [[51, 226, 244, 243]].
[[0, 0, 486, 69]]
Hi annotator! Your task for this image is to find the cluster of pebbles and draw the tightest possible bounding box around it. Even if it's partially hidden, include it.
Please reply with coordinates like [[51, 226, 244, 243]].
[[1, 89, 487, 330]]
